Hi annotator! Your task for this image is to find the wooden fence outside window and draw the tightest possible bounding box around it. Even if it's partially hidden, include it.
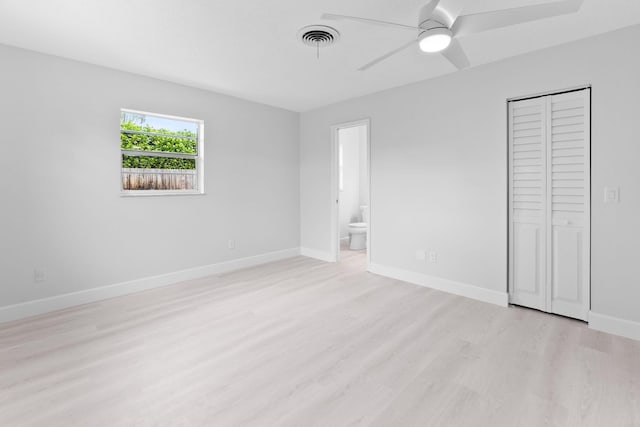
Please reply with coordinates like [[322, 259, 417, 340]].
[[122, 168, 197, 191]]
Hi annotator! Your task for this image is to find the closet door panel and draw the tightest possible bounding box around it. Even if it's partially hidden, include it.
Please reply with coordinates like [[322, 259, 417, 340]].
[[509, 98, 546, 311], [549, 90, 590, 321], [512, 223, 545, 309], [551, 226, 587, 319]]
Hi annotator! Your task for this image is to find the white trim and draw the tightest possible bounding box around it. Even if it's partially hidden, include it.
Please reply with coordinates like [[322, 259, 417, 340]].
[[584, 88, 592, 318], [300, 247, 336, 263], [330, 127, 339, 261], [506, 84, 591, 102], [368, 263, 509, 307], [589, 312, 640, 341], [120, 190, 205, 197], [121, 108, 202, 124], [0, 248, 300, 324]]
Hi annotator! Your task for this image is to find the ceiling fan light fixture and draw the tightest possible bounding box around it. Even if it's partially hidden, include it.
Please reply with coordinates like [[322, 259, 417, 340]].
[[418, 27, 452, 53]]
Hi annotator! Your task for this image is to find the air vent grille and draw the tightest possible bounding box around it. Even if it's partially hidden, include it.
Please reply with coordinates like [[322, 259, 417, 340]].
[[298, 25, 340, 48]]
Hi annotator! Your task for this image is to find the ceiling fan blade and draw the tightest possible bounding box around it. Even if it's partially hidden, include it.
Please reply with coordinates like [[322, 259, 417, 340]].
[[451, 0, 584, 37], [419, 0, 443, 23], [358, 40, 417, 71], [441, 39, 470, 70], [321, 13, 421, 31]]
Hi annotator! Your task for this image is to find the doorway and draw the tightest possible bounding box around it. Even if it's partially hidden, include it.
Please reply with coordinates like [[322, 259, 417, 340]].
[[331, 119, 370, 267], [508, 87, 591, 321]]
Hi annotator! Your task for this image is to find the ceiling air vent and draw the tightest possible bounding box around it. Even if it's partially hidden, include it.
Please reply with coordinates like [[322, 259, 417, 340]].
[[298, 25, 340, 58]]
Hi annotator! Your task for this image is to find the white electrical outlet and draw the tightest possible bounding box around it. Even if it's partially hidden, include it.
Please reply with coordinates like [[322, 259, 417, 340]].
[[227, 240, 236, 250], [34, 268, 46, 283], [416, 250, 426, 261], [428, 251, 438, 263]]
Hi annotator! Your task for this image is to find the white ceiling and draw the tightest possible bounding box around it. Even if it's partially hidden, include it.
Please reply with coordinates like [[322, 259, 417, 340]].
[[1, 0, 639, 112]]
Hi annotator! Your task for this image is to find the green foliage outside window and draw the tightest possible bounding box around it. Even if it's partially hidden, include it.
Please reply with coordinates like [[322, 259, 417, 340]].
[[121, 121, 197, 169], [121, 155, 196, 169]]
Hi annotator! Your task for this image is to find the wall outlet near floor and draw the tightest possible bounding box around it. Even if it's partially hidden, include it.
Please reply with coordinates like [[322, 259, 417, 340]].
[[33, 268, 46, 283], [227, 239, 236, 250], [415, 250, 426, 261], [428, 251, 438, 263]]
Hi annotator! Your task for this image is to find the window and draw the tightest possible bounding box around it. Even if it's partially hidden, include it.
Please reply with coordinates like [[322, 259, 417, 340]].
[[120, 109, 204, 195]]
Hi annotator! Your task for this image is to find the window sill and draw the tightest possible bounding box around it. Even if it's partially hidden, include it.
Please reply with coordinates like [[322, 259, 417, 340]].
[[120, 190, 206, 197]]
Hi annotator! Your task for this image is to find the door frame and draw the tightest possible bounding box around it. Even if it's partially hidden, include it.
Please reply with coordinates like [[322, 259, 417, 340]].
[[330, 118, 371, 267]]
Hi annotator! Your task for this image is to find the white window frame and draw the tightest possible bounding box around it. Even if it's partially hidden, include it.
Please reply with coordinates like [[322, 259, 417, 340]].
[[120, 109, 205, 196]]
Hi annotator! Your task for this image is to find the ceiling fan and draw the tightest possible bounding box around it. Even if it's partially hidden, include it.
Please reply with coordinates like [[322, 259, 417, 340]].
[[322, 0, 584, 71]]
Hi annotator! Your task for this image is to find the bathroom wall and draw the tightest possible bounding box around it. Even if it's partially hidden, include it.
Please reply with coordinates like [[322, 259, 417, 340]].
[[338, 127, 361, 239]]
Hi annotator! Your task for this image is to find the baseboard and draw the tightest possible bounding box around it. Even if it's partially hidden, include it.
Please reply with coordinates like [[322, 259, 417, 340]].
[[368, 263, 509, 307], [589, 312, 640, 341], [300, 247, 336, 263], [0, 247, 301, 324]]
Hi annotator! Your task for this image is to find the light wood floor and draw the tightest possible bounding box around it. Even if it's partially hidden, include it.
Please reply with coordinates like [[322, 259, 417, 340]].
[[1, 250, 639, 427]]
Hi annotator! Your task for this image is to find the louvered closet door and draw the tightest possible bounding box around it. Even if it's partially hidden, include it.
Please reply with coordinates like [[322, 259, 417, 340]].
[[509, 97, 547, 311], [509, 88, 590, 321], [548, 90, 590, 321]]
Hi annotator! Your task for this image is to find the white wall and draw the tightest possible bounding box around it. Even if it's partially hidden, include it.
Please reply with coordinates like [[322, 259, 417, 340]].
[[300, 25, 640, 325], [0, 44, 300, 308], [338, 127, 362, 238]]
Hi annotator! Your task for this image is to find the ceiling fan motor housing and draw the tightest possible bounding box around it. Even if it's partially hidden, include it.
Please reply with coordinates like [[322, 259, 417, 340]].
[[419, 18, 449, 31], [419, 5, 454, 29]]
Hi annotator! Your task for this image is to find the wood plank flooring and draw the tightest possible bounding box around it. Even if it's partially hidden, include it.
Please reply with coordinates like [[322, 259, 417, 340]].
[[1, 249, 639, 426]]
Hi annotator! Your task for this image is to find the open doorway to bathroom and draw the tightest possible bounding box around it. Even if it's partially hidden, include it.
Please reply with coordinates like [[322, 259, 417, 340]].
[[331, 119, 370, 269]]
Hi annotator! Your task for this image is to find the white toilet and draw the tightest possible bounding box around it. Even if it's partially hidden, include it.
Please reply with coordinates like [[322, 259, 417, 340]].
[[348, 206, 369, 250]]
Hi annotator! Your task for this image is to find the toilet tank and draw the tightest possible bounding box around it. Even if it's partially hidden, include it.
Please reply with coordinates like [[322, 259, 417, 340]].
[[360, 205, 369, 223]]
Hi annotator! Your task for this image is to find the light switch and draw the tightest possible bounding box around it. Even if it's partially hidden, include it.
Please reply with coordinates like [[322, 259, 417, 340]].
[[604, 187, 619, 204]]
